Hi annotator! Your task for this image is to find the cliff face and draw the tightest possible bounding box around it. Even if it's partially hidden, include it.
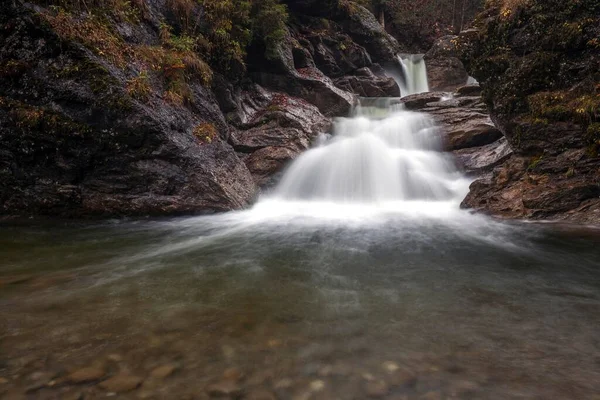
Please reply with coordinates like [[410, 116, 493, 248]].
[[459, 0, 600, 223], [0, 0, 400, 217]]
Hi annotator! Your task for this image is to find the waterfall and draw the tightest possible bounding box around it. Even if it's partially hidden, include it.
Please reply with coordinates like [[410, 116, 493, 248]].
[[397, 54, 430, 97], [267, 98, 470, 208]]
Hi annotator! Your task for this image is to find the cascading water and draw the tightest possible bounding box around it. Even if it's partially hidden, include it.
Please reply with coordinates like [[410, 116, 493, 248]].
[[264, 98, 471, 214], [397, 54, 430, 97]]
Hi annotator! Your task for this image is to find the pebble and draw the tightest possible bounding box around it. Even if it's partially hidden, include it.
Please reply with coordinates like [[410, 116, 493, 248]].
[[388, 370, 417, 387], [206, 380, 242, 398], [222, 367, 244, 381], [309, 380, 325, 392], [98, 374, 143, 392], [382, 361, 400, 373], [274, 378, 294, 390], [245, 389, 277, 400], [365, 380, 389, 398], [107, 354, 123, 362], [150, 364, 178, 379], [66, 367, 107, 384], [0, 377, 8, 384]]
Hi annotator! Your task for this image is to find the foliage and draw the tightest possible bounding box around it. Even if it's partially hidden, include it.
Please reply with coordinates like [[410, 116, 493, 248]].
[[193, 122, 218, 143], [126, 70, 152, 101]]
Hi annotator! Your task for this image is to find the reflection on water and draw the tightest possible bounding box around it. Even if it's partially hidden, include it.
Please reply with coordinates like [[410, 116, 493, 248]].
[[1, 209, 600, 399]]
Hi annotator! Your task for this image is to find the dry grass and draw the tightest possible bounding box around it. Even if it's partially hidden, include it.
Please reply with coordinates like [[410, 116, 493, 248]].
[[41, 10, 129, 67], [193, 122, 218, 144]]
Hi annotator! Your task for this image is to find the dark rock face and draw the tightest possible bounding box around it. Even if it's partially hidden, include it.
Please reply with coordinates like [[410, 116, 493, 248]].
[[458, 0, 600, 223], [425, 36, 469, 92], [0, 0, 401, 217], [0, 5, 255, 217]]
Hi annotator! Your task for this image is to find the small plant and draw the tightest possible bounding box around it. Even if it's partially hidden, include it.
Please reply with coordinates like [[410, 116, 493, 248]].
[[126, 70, 152, 101], [193, 122, 218, 144]]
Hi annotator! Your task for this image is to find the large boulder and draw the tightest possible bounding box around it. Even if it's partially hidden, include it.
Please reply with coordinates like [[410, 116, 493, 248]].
[[458, 0, 600, 223], [425, 36, 469, 92]]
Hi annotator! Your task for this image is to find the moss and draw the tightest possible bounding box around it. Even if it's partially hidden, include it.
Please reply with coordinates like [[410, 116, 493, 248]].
[[527, 155, 543, 171], [586, 122, 600, 156], [528, 91, 600, 124], [1, 98, 92, 137], [193, 122, 218, 144]]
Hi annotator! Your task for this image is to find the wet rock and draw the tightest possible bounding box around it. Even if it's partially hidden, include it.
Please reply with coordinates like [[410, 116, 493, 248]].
[[400, 93, 446, 110], [334, 68, 400, 98], [66, 367, 107, 384], [381, 361, 400, 373], [222, 368, 244, 382], [206, 380, 242, 398], [150, 364, 178, 379], [421, 391, 442, 400], [364, 380, 389, 397], [445, 121, 503, 151], [0, 1, 256, 218], [98, 374, 143, 393], [425, 36, 469, 92], [245, 389, 277, 400], [309, 380, 325, 392], [456, 84, 482, 97], [454, 138, 513, 174], [388, 370, 417, 388]]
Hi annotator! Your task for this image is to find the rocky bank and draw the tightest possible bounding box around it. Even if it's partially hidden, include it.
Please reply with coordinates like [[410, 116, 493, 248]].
[[457, 0, 600, 223], [0, 0, 400, 217]]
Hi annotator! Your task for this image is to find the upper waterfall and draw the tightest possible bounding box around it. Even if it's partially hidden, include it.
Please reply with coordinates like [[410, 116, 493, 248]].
[[398, 54, 430, 97], [267, 98, 470, 207]]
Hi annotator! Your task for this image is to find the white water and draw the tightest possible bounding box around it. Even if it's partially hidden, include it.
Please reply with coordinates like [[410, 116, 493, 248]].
[[260, 98, 471, 218], [397, 54, 430, 97]]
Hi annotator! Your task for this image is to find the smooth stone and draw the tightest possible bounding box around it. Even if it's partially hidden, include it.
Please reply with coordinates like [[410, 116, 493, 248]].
[[382, 361, 399, 373], [66, 367, 107, 384], [222, 367, 244, 382], [245, 389, 277, 400], [206, 380, 242, 398], [274, 378, 294, 390], [98, 374, 143, 392], [365, 380, 389, 397], [150, 364, 178, 379], [0, 377, 8, 384], [107, 354, 123, 362], [309, 380, 325, 392]]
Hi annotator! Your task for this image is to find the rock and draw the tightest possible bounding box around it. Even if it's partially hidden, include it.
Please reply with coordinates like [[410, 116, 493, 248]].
[[400, 93, 446, 110], [309, 380, 325, 392], [454, 138, 513, 174], [0, 377, 8, 384], [206, 380, 242, 398], [365, 380, 389, 397], [222, 368, 244, 382], [425, 36, 469, 92], [457, 0, 600, 223], [445, 121, 503, 150], [334, 67, 400, 97], [456, 84, 482, 97], [421, 391, 442, 400], [98, 374, 143, 393], [150, 364, 178, 379], [245, 389, 277, 400], [0, 1, 256, 218], [381, 362, 399, 373], [66, 367, 107, 384]]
